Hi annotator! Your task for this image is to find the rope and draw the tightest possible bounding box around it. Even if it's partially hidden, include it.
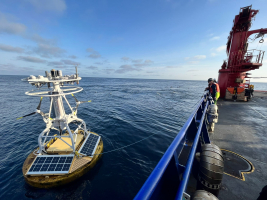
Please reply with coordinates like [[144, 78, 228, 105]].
[[91, 132, 158, 156], [78, 90, 206, 157], [90, 92, 207, 157], [191, 91, 207, 109]]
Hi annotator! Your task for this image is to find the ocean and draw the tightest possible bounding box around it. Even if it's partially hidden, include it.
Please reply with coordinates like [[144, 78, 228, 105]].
[[0, 75, 266, 200]]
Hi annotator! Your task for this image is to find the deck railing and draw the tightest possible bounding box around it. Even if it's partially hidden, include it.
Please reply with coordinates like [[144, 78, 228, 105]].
[[134, 93, 211, 200], [229, 49, 265, 67]]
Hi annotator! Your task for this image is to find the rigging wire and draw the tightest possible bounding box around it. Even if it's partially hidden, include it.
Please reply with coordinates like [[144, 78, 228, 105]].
[[258, 39, 264, 50]]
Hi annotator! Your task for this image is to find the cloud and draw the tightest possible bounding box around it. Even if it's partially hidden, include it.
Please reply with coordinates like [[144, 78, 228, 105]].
[[211, 53, 217, 57], [53, 66, 70, 69], [133, 59, 154, 67], [216, 45, 226, 52], [102, 59, 109, 64], [27, 0, 67, 13], [0, 63, 42, 74], [121, 57, 153, 67], [94, 62, 103, 65], [0, 13, 66, 59], [28, 34, 55, 44], [89, 52, 101, 58], [115, 65, 141, 74], [17, 56, 46, 63], [87, 66, 98, 70], [86, 48, 101, 59], [165, 66, 182, 68], [33, 43, 66, 58], [0, 12, 26, 35], [194, 55, 206, 60], [210, 36, 220, 41], [25, 34, 67, 58], [68, 55, 77, 59], [185, 55, 206, 62], [121, 57, 130, 62], [86, 48, 95, 52], [61, 59, 80, 65], [132, 59, 143, 63], [187, 69, 198, 72], [48, 61, 63, 66], [146, 71, 154, 73], [21, 33, 66, 58], [133, 64, 144, 67], [103, 68, 114, 74], [0, 44, 24, 53], [0, 63, 16, 70], [144, 60, 153, 65]]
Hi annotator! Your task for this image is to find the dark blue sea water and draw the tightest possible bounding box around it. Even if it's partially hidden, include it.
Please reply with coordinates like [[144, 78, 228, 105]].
[[0, 76, 266, 200]]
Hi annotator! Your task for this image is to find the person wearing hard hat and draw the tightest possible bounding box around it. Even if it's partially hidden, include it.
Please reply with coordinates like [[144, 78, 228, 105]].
[[205, 78, 218, 104]]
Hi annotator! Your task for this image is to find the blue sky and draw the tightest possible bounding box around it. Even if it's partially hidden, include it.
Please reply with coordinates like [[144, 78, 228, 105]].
[[0, 0, 267, 81]]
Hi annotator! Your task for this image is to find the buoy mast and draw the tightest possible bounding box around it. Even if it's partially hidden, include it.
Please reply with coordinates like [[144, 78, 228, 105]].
[[21, 67, 89, 155]]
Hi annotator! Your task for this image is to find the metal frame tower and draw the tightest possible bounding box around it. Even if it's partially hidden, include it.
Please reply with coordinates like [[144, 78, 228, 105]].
[[20, 67, 90, 155]]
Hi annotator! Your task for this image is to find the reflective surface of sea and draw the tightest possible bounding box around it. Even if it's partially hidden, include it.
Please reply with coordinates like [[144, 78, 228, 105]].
[[0, 76, 266, 200]]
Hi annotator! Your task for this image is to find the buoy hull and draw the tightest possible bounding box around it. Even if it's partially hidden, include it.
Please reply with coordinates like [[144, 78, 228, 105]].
[[22, 137, 103, 188]]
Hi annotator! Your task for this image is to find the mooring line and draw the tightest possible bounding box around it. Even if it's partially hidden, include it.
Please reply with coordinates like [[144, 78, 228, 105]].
[[92, 132, 158, 156], [89, 91, 207, 157], [92, 93, 206, 156]]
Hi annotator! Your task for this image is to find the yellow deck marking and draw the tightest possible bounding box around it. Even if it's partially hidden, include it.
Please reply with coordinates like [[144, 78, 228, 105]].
[[221, 149, 255, 181]]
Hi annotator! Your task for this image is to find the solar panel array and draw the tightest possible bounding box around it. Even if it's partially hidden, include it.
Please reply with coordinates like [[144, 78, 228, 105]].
[[79, 134, 100, 157], [27, 155, 74, 175]]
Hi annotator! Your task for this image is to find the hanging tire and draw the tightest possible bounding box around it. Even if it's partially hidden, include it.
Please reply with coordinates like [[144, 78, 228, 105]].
[[197, 144, 224, 196], [192, 190, 219, 200]]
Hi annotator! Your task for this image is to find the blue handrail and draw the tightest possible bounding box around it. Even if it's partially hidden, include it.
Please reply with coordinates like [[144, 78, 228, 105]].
[[175, 100, 209, 199], [135, 94, 210, 200]]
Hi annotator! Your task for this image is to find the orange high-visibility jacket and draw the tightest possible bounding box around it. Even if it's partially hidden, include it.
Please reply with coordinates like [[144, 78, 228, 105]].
[[214, 83, 220, 93]]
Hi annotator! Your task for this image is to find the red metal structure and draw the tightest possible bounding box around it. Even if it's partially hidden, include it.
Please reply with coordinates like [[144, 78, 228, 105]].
[[218, 5, 267, 98]]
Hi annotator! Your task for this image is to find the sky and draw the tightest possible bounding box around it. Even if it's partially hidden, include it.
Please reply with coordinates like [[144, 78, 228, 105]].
[[0, 0, 267, 81]]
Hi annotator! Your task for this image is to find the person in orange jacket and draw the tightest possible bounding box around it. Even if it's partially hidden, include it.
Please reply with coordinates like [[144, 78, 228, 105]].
[[205, 78, 220, 104]]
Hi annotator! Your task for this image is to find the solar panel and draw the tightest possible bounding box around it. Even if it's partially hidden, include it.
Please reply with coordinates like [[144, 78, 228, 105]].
[[26, 155, 74, 175], [79, 133, 100, 157]]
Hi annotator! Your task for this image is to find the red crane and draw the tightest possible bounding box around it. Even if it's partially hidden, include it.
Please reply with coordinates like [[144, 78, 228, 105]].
[[218, 5, 267, 98]]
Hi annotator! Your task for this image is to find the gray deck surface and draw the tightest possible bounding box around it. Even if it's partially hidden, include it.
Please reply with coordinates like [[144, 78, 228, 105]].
[[213, 91, 267, 200]]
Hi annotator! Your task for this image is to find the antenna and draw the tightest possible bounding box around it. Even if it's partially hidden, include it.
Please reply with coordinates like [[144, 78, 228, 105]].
[[75, 65, 79, 84]]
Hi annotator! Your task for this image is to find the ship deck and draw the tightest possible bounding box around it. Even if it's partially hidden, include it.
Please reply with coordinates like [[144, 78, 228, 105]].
[[213, 91, 267, 199]]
